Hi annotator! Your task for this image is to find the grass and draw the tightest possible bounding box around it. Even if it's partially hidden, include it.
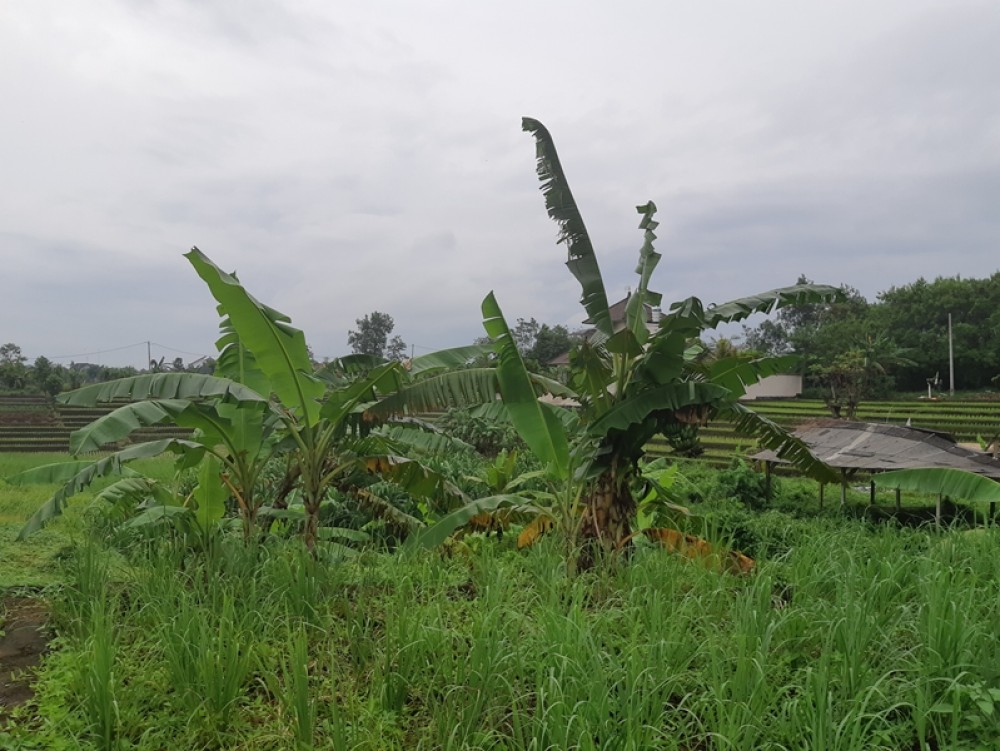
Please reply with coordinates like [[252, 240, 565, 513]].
[[0, 453, 177, 588], [3, 452, 1000, 749]]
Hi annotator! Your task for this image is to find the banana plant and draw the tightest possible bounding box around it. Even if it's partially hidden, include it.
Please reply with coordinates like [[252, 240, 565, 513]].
[[12, 249, 473, 549], [498, 117, 845, 560], [386, 119, 845, 560]]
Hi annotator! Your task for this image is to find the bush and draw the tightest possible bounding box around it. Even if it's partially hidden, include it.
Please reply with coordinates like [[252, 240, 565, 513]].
[[712, 458, 774, 510], [437, 408, 524, 457]]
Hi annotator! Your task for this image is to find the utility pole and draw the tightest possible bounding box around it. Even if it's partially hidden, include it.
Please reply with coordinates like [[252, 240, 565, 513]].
[[948, 314, 955, 396], [147, 341, 152, 372]]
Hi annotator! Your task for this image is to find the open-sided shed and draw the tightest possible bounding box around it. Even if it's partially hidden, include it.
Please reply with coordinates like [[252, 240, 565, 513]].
[[752, 420, 1000, 510]]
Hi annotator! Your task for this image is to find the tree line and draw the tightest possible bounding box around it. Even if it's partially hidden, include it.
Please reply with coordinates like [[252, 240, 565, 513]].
[[742, 272, 1000, 409], [0, 343, 214, 397]]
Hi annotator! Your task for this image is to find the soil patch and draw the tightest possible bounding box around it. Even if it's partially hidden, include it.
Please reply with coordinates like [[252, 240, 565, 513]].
[[0, 597, 50, 723]]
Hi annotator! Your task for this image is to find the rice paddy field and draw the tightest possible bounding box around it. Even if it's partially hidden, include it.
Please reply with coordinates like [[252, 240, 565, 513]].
[[2, 443, 1000, 750]]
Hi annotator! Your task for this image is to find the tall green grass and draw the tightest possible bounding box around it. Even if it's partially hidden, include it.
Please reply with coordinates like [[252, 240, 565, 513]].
[[8, 509, 1000, 749]]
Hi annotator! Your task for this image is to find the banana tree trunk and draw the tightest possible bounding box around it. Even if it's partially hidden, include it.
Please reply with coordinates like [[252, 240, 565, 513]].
[[577, 466, 635, 569]]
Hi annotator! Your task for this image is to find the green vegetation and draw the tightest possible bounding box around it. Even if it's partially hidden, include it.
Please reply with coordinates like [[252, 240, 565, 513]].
[[3, 449, 1000, 749], [743, 272, 1000, 399], [2, 117, 999, 749]]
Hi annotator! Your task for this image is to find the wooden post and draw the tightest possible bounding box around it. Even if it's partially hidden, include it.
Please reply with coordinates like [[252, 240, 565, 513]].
[[764, 461, 772, 497], [936, 493, 943, 528], [819, 483, 824, 510], [895, 488, 901, 511], [869, 479, 876, 505], [840, 469, 847, 507]]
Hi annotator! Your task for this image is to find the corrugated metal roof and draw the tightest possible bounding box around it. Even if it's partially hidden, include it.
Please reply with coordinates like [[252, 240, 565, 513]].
[[753, 420, 1000, 479]]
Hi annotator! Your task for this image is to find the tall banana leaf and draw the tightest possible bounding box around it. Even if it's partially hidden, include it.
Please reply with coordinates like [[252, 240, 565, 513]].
[[482, 291, 570, 479], [624, 201, 663, 348], [186, 248, 323, 424], [875, 468, 1000, 502], [214, 315, 273, 397], [192, 453, 227, 530], [522, 117, 613, 339]]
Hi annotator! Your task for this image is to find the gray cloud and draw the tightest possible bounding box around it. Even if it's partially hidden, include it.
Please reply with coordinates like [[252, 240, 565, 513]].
[[2, 0, 998, 364]]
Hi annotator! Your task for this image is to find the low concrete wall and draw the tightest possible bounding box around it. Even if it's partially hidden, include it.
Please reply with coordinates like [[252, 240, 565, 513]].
[[741, 374, 802, 401]]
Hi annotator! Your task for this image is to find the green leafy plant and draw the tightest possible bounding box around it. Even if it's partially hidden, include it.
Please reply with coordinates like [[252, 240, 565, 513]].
[[9, 250, 477, 552]]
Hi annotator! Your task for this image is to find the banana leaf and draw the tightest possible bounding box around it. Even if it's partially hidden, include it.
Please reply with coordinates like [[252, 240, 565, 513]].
[[707, 354, 800, 399], [186, 248, 324, 424], [403, 494, 538, 551], [58, 373, 266, 406], [726, 403, 839, 484], [482, 291, 570, 479], [588, 382, 730, 437], [624, 201, 663, 347], [522, 117, 613, 339], [875, 468, 1000, 502], [17, 438, 203, 538]]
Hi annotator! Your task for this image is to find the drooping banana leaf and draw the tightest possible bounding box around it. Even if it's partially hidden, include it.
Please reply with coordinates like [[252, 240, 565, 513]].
[[186, 248, 324, 424], [725, 402, 839, 484], [707, 354, 800, 399], [402, 494, 539, 551], [68, 399, 192, 454], [6, 460, 105, 486], [16, 438, 204, 538], [352, 488, 422, 536], [483, 291, 570, 479], [92, 476, 175, 508], [58, 373, 266, 407], [588, 382, 731, 438], [367, 368, 501, 418], [666, 284, 844, 331], [624, 201, 663, 348], [522, 117, 613, 339], [374, 424, 474, 456], [362, 455, 468, 505], [875, 468, 1000, 503], [408, 344, 492, 376]]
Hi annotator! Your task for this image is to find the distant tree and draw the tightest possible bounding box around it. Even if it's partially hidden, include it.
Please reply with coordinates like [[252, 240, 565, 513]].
[[511, 318, 540, 355], [31, 356, 64, 397], [171, 357, 185, 372], [0, 343, 28, 389], [871, 273, 1000, 391], [386, 335, 408, 362], [527, 323, 572, 364], [348, 311, 406, 360], [743, 275, 868, 358]]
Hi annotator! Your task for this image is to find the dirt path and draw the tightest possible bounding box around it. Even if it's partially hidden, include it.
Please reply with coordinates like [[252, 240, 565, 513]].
[[0, 597, 50, 723]]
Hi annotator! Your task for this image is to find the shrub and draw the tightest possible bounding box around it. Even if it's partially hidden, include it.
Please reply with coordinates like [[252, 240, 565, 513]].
[[712, 458, 774, 510]]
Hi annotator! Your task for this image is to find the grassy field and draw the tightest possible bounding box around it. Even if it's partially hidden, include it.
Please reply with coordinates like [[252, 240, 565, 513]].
[[2, 450, 1000, 749]]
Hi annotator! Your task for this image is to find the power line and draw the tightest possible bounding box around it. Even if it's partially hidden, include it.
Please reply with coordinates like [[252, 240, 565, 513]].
[[149, 342, 213, 359], [48, 341, 212, 362], [48, 341, 148, 361]]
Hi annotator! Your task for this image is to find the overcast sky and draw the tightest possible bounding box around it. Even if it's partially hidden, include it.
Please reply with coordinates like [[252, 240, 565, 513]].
[[3, 1, 999, 367]]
